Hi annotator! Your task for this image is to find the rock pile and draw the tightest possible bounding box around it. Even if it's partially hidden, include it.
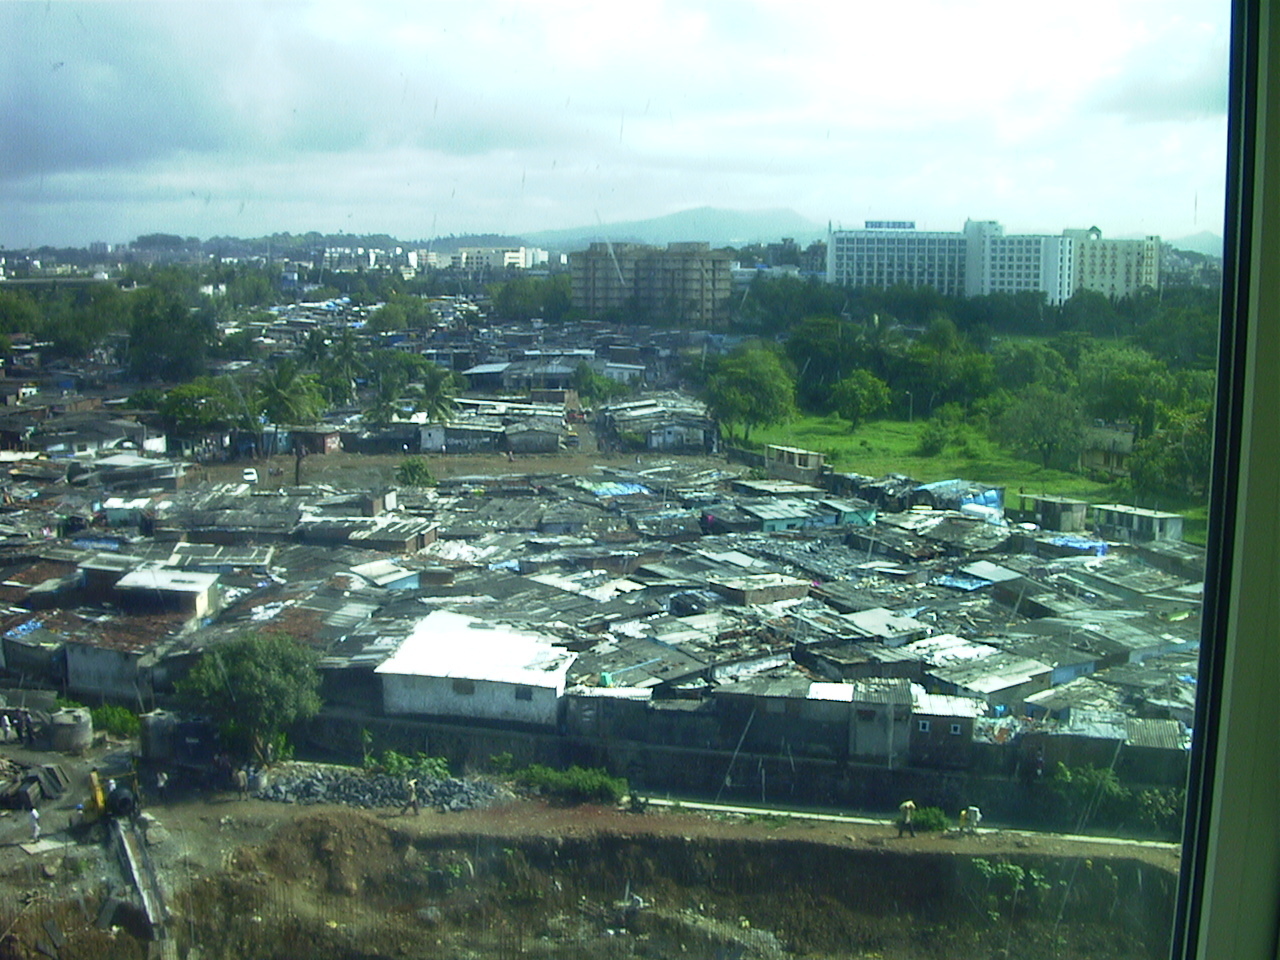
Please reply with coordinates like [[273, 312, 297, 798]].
[[256, 765, 508, 812]]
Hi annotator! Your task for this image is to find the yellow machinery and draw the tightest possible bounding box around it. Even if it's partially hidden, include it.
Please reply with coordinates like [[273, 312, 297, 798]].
[[83, 768, 107, 822]]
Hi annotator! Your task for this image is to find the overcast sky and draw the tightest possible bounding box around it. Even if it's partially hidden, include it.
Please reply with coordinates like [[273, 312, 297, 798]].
[[1, 1, 1230, 248]]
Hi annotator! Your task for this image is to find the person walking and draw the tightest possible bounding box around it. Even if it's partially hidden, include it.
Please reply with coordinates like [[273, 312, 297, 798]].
[[898, 799, 916, 838], [400, 777, 420, 816], [235, 767, 249, 801], [965, 805, 982, 833], [29, 807, 40, 843], [155, 770, 169, 802], [0, 714, 10, 743]]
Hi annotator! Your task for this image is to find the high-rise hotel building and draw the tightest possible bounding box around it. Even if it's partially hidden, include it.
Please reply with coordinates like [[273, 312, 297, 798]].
[[827, 220, 1158, 304]]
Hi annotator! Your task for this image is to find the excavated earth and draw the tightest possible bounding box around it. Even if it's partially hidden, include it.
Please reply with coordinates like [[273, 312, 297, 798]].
[[0, 778, 1180, 960]]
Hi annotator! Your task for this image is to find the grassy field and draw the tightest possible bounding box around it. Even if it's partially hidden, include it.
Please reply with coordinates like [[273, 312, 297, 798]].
[[750, 415, 1210, 544]]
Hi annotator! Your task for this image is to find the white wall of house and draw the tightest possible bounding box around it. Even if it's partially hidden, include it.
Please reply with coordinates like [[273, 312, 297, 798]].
[[376, 611, 576, 728], [381, 673, 562, 726]]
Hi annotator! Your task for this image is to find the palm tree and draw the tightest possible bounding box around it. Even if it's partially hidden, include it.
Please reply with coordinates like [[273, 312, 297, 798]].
[[256, 359, 325, 426], [319, 328, 363, 405], [415, 362, 459, 424], [299, 328, 329, 369]]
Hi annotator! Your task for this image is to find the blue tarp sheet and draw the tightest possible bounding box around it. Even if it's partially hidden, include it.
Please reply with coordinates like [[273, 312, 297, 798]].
[[1049, 535, 1109, 555]]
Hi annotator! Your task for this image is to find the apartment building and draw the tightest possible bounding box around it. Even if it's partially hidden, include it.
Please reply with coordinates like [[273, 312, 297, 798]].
[[964, 220, 1076, 304], [569, 241, 733, 326], [1063, 227, 1162, 300], [826, 221, 969, 297], [453, 246, 550, 271], [828, 219, 1157, 305]]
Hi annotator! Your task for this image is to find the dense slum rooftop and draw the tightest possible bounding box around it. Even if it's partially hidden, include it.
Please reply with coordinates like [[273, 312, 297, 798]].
[[0, 441, 1204, 741]]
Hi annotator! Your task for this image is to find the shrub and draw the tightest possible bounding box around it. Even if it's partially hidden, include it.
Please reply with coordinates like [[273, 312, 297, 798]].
[[516, 764, 628, 805], [57, 700, 140, 739], [395, 457, 436, 487], [378, 749, 450, 780], [913, 805, 951, 833], [1051, 762, 1129, 829], [94, 704, 140, 738]]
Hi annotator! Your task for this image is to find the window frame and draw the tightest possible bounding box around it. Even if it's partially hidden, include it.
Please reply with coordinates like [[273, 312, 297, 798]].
[[1173, 2, 1280, 957]]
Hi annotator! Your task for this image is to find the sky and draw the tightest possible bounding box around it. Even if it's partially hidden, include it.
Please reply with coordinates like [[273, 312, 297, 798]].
[[1, 1, 1231, 249]]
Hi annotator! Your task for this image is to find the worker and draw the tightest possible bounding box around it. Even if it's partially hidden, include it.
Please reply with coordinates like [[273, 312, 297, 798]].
[[155, 770, 169, 802], [898, 799, 916, 838], [401, 777, 420, 816], [1, 714, 11, 742], [235, 767, 249, 801], [966, 805, 983, 833], [29, 807, 40, 842], [959, 808, 969, 832]]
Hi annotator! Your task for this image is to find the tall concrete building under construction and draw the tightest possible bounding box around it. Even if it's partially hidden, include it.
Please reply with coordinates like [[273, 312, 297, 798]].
[[569, 242, 733, 326]]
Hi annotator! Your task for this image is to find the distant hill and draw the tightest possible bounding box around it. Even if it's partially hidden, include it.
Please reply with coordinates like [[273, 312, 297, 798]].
[[523, 207, 824, 252], [1168, 231, 1223, 256]]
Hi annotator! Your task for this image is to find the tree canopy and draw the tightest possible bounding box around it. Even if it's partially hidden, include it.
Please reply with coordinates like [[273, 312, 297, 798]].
[[177, 631, 322, 762], [702, 344, 797, 442], [830, 369, 891, 430]]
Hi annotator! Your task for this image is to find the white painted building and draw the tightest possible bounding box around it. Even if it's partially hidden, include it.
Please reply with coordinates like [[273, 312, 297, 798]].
[[452, 247, 550, 270], [376, 611, 577, 727], [827, 221, 969, 297], [1063, 227, 1162, 299], [827, 219, 1105, 306], [963, 220, 1076, 305]]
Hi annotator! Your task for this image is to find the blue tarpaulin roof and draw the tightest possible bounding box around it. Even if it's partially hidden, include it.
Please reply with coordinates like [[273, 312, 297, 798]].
[[1050, 535, 1109, 555]]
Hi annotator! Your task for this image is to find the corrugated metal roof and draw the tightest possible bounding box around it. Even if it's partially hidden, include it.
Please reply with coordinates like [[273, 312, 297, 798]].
[[1126, 717, 1189, 750]]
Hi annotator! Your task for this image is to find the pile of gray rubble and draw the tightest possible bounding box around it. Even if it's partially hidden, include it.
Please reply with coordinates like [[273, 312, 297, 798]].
[[255, 764, 509, 812]]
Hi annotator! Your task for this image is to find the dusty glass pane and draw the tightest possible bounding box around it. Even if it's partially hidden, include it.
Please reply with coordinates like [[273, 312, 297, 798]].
[[0, 2, 1230, 958]]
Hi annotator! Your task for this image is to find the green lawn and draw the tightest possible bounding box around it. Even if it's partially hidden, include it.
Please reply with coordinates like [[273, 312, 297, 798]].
[[748, 415, 1208, 544], [751, 415, 1115, 498]]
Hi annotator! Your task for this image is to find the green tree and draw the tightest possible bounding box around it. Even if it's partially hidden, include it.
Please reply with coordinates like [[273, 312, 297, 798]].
[[177, 632, 322, 762], [124, 287, 217, 381], [1076, 342, 1172, 437], [395, 457, 436, 487], [991, 340, 1073, 393], [255, 359, 326, 426], [1051, 762, 1130, 830], [363, 351, 458, 426], [1128, 402, 1213, 498], [785, 317, 876, 411], [159, 377, 243, 434], [994, 384, 1085, 469], [1135, 305, 1219, 370], [0, 288, 42, 334], [318, 328, 364, 405], [830, 369, 891, 430], [572, 361, 630, 405], [702, 344, 797, 443]]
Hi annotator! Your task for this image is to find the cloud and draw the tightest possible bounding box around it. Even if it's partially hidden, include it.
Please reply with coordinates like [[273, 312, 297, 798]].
[[0, 0, 1233, 247], [1082, 17, 1230, 121]]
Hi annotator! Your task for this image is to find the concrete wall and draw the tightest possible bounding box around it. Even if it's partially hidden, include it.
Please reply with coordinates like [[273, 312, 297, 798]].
[[65, 641, 149, 701], [382, 673, 561, 727]]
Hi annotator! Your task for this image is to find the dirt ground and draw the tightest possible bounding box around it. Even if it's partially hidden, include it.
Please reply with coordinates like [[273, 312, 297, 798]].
[[189, 425, 735, 489], [0, 743, 1181, 960]]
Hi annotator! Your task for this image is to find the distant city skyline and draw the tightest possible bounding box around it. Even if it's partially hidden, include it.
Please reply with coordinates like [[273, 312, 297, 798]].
[[2, 1, 1230, 249]]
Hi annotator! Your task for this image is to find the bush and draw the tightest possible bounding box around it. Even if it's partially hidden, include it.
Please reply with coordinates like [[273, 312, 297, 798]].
[[92, 704, 141, 738], [516, 764, 628, 805], [377, 749, 450, 780], [57, 699, 140, 739], [913, 805, 951, 833], [395, 457, 436, 487], [1051, 762, 1130, 828]]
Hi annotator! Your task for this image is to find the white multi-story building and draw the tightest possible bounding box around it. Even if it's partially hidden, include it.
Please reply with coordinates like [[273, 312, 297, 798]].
[[829, 219, 1155, 305], [1063, 227, 1161, 300], [963, 220, 1076, 305], [826, 221, 969, 297], [452, 246, 551, 271]]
